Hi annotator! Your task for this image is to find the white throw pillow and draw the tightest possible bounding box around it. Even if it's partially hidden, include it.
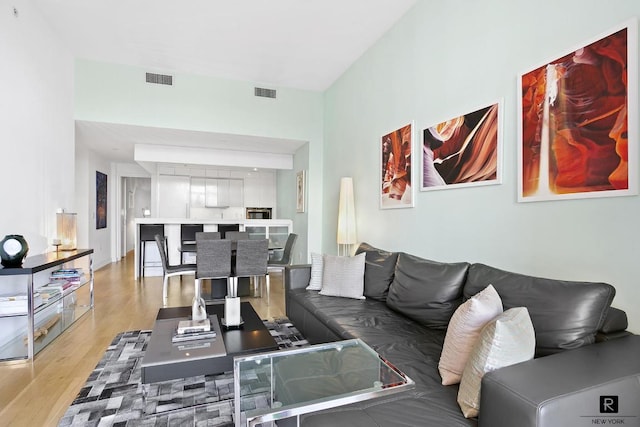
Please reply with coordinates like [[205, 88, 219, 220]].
[[457, 307, 535, 418], [439, 284, 503, 385], [319, 253, 366, 299], [306, 252, 324, 290]]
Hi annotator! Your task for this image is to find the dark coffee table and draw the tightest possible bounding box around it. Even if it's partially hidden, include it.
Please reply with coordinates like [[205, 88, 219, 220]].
[[142, 302, 278, 384]]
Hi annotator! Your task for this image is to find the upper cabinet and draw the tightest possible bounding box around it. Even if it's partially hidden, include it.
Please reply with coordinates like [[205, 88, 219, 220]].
[[244, 171, 276, 208], [158, 175, 190, 218], [157, 168, 274, 216], [191, 177, 243, 208]]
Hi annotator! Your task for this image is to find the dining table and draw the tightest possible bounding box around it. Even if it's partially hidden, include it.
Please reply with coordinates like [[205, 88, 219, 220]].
[[180, 239, 281, 299]]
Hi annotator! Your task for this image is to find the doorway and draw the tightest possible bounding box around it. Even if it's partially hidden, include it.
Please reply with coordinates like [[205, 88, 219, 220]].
[[122, 177, 151, 256]]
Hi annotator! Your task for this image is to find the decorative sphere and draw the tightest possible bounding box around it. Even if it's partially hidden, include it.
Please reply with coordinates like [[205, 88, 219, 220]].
[[0, 235, 29, 267]]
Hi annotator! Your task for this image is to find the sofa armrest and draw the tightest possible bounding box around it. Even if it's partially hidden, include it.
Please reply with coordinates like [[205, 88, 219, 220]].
[[479, 335, 640, 427], [285, 264, 311, 292], [597, 307, 631, 342]]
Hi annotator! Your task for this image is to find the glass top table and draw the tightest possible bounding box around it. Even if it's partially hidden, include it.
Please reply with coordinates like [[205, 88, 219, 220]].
[[234, 338, 415, 427]]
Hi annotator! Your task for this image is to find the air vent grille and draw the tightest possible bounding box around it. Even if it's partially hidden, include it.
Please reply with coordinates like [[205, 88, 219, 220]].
[[254, 87, 276, 98], [146, 72, 173, 85]]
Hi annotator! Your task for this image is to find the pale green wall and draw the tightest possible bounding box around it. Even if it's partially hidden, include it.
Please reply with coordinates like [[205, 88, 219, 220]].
[[323, 0, 640, 332], [277, 143, 311, 263], [75, 59, 324, 258]]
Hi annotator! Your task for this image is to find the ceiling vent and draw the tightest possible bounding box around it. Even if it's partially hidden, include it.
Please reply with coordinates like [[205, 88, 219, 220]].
[[146, 72, 173, 86], [254, 87, 276, 99]]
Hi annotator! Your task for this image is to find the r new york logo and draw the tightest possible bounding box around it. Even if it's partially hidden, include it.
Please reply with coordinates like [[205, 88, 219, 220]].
[[600, 396, 619, 414], [586, 395, 638, 425]]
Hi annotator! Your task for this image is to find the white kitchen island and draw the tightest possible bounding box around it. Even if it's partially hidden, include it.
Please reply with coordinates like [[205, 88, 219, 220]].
[[134, 218, 292, 279]]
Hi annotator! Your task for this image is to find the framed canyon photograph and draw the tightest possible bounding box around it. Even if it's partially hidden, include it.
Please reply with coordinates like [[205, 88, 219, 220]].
[[421, 101, 502, 192], [518, 20, 638, 202], [381, 122, 414, 209]]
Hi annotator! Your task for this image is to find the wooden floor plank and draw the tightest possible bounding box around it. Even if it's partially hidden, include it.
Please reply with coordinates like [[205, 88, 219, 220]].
[[0, 251, 286, 426]]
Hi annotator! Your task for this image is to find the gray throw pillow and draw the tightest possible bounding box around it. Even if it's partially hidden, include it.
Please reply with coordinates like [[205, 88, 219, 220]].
[[463, 263, 616, 356], [355, 242, 399, 302], [306, 252, 324, 291], [319, 253, 366, 300], [386, 253, 470, 329]]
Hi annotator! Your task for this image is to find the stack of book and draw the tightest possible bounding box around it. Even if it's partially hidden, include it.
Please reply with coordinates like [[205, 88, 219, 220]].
[[0, 292, 43, 315], [48, 268, 84, 291], [172, 318, 216, 343], [38, 287, 62, 304]]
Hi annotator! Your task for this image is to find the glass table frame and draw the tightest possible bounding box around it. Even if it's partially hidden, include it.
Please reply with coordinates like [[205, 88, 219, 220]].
[[233, 338, 415, 427]]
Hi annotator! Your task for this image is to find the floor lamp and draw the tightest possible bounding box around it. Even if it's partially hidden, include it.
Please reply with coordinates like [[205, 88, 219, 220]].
[[337, 177, 357, 256]]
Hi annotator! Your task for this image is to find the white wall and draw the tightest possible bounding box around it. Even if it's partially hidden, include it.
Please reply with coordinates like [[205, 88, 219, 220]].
[[0, 1, 74, 254], [125, 177, 151, 252], [74, 60, 325, 258], [323, 0, 640, 332], [74, 142, 112, 269]]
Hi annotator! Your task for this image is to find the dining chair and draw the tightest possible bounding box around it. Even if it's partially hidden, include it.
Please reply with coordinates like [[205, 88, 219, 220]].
[[155, 234, 196, 305], [179, 224, 203, 263], [195, 231, 221, 241], [195, 236, 232, 301], [233, 239, 270, 304], [225, 231, 250, 241], [268, 233, 298, 276]]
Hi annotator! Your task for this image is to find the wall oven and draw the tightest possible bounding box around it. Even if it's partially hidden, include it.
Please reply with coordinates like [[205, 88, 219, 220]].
[[246, 207, 272, 219]]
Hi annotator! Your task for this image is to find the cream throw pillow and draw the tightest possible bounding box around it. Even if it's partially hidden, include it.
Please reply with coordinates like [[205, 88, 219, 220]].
[[457, 307, 535, 418], [439, 284, 503, 385], [306, 252, 324, 290], [319, 253, 366, 299]]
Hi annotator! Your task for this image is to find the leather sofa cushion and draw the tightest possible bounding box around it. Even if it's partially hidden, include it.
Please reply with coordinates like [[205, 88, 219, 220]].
[[386, 253, 470, 329], [355, 242, 399, 301], [463, 263, 616, 356], [599, 306, 628, 333]]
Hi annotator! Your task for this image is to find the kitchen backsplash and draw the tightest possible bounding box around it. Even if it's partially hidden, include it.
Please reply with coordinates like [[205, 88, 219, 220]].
[[189, 207, 245, 220]]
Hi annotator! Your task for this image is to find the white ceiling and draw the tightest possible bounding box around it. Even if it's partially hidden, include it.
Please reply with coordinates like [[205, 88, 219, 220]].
[[34, 0, 417, 165], [75, 121, 308, 164]]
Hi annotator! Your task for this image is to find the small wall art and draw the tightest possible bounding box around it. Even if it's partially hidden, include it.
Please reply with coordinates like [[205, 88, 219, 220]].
[[96, 171, 107, 229], [296, 170, 306, 213], [421, 101, 502, 191], [381, 122, 414, 209], [518, 20, 638, 202]]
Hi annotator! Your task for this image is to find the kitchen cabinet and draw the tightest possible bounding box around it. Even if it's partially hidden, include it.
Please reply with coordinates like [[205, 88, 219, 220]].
[[158, 175, 190, 218], [244, 171, 276, 208], [190, 177, 206, 208], [228, 179, 244, 207], [197, 178, 243, 208], [205, 179, 223, 207]]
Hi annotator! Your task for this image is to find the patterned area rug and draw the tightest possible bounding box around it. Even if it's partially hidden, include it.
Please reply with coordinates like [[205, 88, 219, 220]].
[[58, 318, 308, 427]]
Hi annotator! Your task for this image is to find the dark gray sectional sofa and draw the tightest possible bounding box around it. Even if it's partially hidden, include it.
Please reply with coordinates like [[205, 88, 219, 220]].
[[284, 243, 639, 426]]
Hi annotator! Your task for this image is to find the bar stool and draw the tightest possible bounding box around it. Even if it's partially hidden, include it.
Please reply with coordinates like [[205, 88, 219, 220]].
[[217, 223, 240, 239], [139, 224, 164, 277], [179, 223, 203, 263]]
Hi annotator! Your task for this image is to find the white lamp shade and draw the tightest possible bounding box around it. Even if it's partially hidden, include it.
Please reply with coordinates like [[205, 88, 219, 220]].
[[337, 177, 357, 244]]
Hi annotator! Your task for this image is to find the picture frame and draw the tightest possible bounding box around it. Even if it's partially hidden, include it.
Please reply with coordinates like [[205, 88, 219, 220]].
[[380, 122, 414, 209], [421, 101, 502, 192], [517, 20, 638, 202], [96, 171, 107, 229], [296, 170, 306, 213]]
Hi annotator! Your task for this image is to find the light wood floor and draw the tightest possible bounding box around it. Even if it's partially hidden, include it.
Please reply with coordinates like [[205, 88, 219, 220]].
[[0, 252, 286, 426]]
